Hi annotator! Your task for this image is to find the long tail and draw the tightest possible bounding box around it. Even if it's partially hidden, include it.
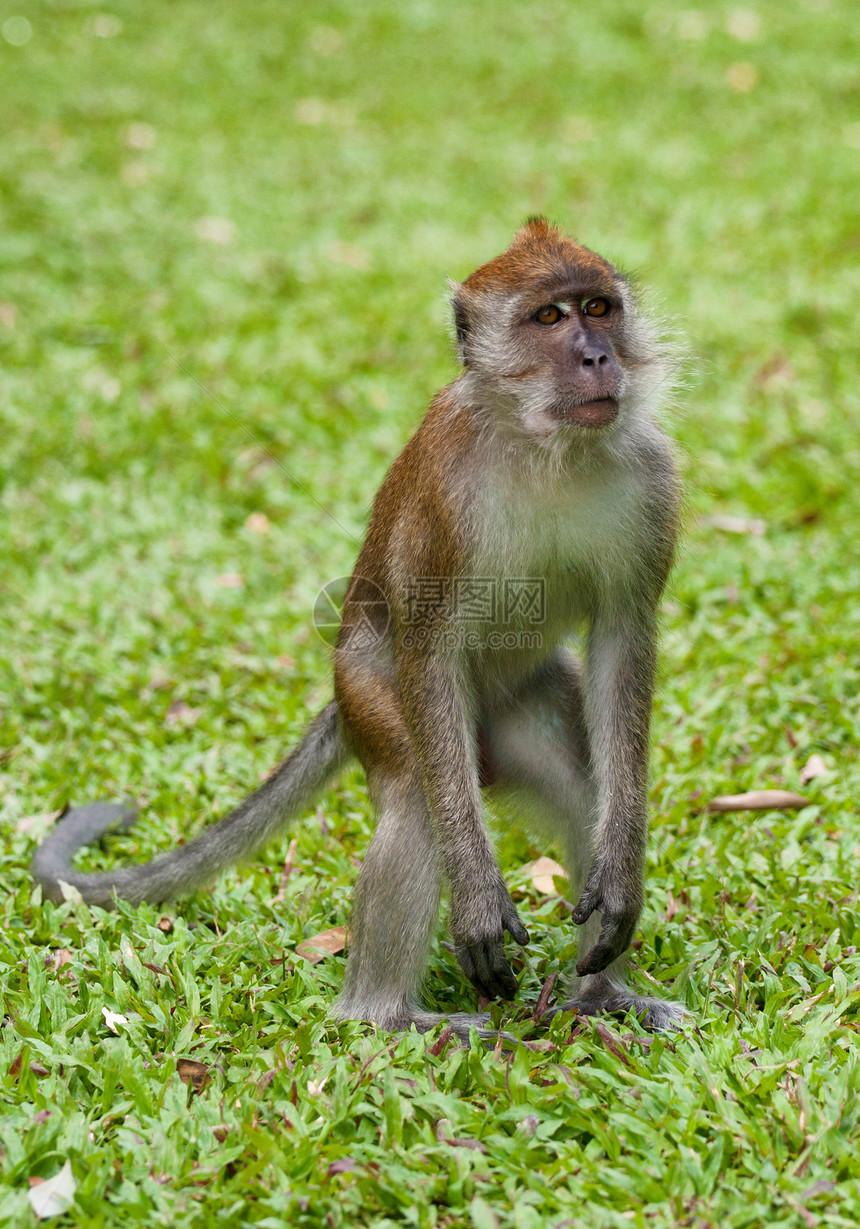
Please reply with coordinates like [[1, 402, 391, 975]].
[[32, 700, 348, 907]]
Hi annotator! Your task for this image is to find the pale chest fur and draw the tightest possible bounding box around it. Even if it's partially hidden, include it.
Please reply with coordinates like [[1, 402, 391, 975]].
[[469, 448, 652, 635]]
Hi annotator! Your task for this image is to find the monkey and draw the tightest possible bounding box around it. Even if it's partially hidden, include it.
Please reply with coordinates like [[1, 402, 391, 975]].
[[32, 218, 685, 1039]]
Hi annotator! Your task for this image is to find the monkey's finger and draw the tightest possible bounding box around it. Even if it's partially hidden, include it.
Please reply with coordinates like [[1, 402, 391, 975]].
[[578, 925, 630, 974], [455, 944, 478, 985], [472, 942, 519, 1000], [480, 968, 518, 1000], [455, 944, 497, 1000], [574, 943, 614, 977], [504, 915, 531, 947], [570, 868, 603, 925], [471, 970, 499, 1000], [575, 921, 636, 977], [485, 946, 520, 1000], [469, 948, 502, 998], [570, 891, 599, 926]]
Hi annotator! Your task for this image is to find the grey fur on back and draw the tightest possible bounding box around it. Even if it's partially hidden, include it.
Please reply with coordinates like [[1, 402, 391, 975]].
[[31, 701, 346, 907]]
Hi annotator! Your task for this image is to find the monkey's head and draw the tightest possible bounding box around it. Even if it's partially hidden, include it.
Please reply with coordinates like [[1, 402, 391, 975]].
[[450, 218, 665, 440]]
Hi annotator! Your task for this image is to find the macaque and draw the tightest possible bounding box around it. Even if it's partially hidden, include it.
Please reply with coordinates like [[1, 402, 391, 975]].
[[33, 219, 684, 1037]]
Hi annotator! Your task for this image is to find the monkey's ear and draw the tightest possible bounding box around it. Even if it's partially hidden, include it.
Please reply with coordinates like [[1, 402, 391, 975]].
[[447, 280, 470, 366]]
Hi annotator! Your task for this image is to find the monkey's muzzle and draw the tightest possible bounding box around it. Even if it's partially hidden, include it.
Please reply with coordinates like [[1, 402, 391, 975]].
[[555, 397, 619, 428]]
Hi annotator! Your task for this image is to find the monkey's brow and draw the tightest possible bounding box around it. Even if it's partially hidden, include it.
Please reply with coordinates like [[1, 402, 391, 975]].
[[524, 281, 619, 308]]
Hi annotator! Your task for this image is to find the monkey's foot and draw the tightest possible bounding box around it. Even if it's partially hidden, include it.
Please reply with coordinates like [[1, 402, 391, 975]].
[[411, 1011, 499, 1042], [549, 987, 687, 1032], [333, 999, 508, 1043]]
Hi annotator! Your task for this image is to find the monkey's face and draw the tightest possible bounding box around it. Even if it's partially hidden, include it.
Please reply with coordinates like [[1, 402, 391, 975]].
[[451, 220, 660, 440], [507, 287, 624, 431]]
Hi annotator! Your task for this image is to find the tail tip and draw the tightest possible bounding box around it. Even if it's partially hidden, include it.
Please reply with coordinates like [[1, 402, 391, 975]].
[[29, 800, 139, 898]]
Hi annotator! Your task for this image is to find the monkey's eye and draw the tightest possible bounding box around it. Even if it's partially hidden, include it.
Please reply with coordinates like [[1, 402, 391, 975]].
[[582, 297, 610, 318], [534, 304, 567, 325]]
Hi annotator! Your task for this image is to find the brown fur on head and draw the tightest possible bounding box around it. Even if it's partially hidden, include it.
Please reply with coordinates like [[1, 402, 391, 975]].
[[450, 218, 667, 440], [463, 217, 613, 297]]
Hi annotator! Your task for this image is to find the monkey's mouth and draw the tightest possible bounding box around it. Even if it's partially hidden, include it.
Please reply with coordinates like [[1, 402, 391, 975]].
[[554, 397, 619, 428]]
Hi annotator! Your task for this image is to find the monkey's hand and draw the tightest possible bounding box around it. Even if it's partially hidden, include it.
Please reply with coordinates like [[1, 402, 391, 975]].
[[571, 862, 641, 977], [451, 881, 530, 1001]]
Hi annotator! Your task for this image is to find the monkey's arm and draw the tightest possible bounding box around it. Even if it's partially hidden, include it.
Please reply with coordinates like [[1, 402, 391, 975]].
[[398, 647, 530, 1000], [572, 612, 657, 975]]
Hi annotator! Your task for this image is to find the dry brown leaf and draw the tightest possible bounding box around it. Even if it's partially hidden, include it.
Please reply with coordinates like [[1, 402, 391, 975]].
[[102, 1008, 128, 1034], [726, 61, 758, 91], [755, 353, 795, 389], [273, 838, 299, 903], [327, 241, 370, 270], [521, 1039, 557, 1052], [707, 790, 808, 813], [799, 1180, 836, 1203], [523, 857, 568, 894], [125, 122, 155, 149], [157, 916, 173, 933], [308, 25, 345, 56], [165, 700, 201, 727], [17, 809, 62, 836], [45, 949, 74, 972], [439, 1134, 487, 1152], [145, 669, 173, 693], [593, 1021, 632, 1067], [294, 98, 355, 126], [428, 1026, 454, 1056], [245, 512, 270, 534], [122, 160, 150, 186], [328, 1157, 359, 1175], [27, 1162, 76, 1219], [727, 9, 761, 40], [800, 754, 827, 786], [296, 926, 347, 964], [255, 1069, 277, 1096], [194, 217, 235, 244], [176, 1058, 211, 1092], [295, 98, 329, 125], [237, 447, 275, 478], [533, 973, 557, 1020], [702, 514, 766, 536]]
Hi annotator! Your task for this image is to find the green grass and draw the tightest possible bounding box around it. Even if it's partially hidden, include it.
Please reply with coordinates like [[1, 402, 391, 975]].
[[1, 0, 859, 1225]]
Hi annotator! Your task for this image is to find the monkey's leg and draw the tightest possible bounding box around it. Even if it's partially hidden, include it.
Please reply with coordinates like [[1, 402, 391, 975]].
[[487, 655, 684, 1030], [332, 770, 491, 1041]]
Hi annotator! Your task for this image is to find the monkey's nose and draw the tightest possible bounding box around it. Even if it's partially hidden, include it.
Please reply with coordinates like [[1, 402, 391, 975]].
[[581, 347, 608, 368]]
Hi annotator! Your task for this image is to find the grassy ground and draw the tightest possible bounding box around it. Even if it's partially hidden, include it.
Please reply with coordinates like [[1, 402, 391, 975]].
[[1, 0, 859, 1225]]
